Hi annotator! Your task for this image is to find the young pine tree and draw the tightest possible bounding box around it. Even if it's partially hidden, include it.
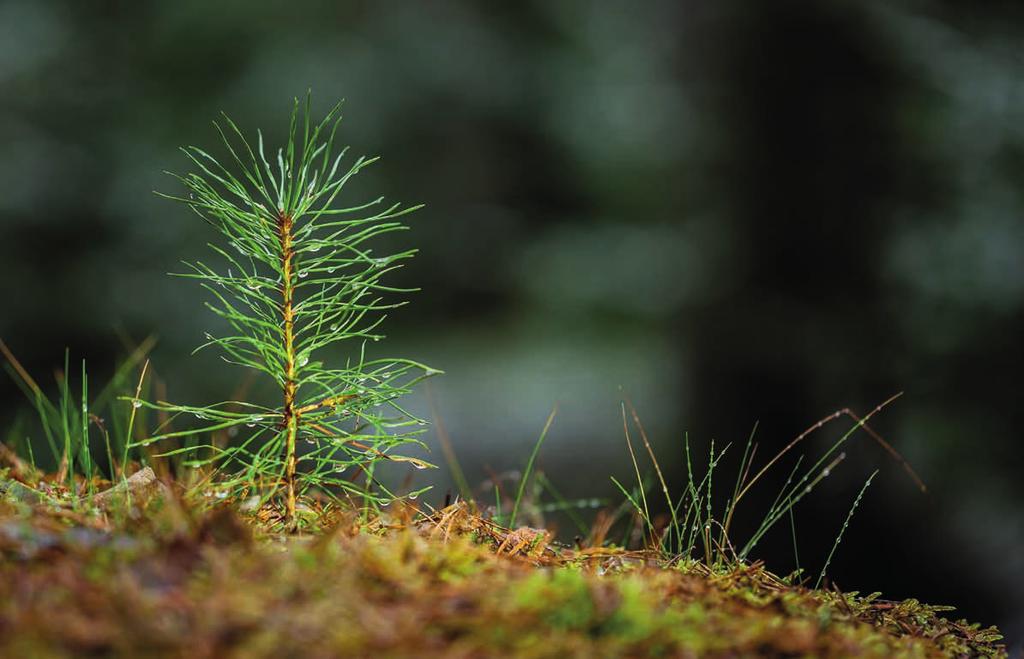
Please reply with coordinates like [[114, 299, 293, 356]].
[[137, 96, 437, 527]]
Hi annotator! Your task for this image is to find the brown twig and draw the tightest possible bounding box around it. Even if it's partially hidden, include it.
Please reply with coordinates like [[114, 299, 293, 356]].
[[0, 338, 44, 399], [278, 212, 299, 529], [295, 394, 357, 416], [723, 392, 910, 540]]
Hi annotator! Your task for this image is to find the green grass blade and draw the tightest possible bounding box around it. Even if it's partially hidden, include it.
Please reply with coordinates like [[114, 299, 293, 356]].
[[509, 406, 557, 528], [816, 470, 878, 589]]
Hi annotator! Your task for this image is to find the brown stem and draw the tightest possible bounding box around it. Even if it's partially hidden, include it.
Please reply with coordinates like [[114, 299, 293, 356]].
[[278, 212, 299, 529], [721, 392, 908, 540], [294, 393, 356, 416]]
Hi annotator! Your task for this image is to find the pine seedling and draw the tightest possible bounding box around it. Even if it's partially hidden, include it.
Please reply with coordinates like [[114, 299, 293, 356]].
[[134, 95, 438, 526]]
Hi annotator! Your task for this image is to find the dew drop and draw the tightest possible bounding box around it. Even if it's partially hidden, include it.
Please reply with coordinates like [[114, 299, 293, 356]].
[[246, 423, 256, 428], [188, 193, 195, 200], [298, 270, 309, 278], [372, 337, 380, 342], [326, 267, 335, 274], [330, 324, 338, 331], [411, 462, 428, 471], [132, 399, 142, 409], [309, 244, 321, 252], [822, 468, 831, 477], [247, 278, 259, 290], [299, 356, 309, 367], [215, 491, 228, 499], [407, 492, 419, 501]]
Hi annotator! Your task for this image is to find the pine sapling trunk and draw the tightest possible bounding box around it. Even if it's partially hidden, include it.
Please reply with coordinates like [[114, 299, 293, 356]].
[[278, 212, 299, 527]]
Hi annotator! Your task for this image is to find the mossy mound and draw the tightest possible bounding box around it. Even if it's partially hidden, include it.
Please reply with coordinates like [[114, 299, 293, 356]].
[[0, 490, 1005, 658]]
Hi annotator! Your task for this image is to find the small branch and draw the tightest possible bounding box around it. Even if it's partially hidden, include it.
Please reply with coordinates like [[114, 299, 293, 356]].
[[306, 422, 434, 470], [295, 394, 356, 416]]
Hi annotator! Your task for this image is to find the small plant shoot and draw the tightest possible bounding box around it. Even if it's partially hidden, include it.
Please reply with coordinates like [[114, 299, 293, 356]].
[[136, 95, 437, 526]]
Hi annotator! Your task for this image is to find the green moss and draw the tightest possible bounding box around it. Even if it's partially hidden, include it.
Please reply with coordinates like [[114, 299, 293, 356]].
[[0, 500, 1006, 658], [512, 569, 595, 631]]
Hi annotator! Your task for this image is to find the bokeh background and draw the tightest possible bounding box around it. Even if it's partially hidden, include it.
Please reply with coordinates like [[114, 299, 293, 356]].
[[1, 0, 1022, 645]]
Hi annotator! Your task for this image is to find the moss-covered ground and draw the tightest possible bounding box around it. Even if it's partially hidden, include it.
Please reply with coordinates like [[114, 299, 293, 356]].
[[0, 469, 1006, 659]]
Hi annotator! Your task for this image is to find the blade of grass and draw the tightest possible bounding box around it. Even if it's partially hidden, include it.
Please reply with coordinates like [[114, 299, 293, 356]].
[[721, 422, 759, 546], [620, 401, 651, 545], [0, 340, 62, 464], [0, 338, 46, 400], [427, 383, 471, 501], [25, 434, 36, 471], [101, 421, 115, 485], [625, 399, 680, 555], [816, 470, 878, 589], [80, 359, 93, 495], [535, 471, 591, 537], [610, 476, 652, 538], [741, 451, 847, 558], [509, 406, 557, 528], [60, 349, 72, 488], [703, 439, 716, 565], [122, 359, 150, 479], [732, 392, 902, 512], [738, 394, 903, 559], [789, 502, 800, 577]]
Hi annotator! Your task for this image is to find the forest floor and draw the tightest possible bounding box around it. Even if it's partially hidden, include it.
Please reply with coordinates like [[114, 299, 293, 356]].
[[0, 465, 1007, 659]]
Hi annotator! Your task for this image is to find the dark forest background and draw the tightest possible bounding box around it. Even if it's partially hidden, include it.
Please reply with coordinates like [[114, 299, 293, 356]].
[[1, 0, 1022, 646]]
